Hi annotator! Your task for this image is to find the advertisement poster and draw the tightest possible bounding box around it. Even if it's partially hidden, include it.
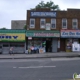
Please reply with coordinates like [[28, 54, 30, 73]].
[[72, 43, 79, 52]]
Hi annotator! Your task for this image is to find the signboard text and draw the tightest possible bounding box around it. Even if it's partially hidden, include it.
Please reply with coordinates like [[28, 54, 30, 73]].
[[31, 12, 56, 17], [61, 30, 80, 38]]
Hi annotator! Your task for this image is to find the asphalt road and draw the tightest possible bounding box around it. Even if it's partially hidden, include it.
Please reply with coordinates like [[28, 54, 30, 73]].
[[0, 58, 80, 80]]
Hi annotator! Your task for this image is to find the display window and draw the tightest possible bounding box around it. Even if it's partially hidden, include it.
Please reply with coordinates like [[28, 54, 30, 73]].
[[73, 39, 79, 43], [28, 38, 42, 49]]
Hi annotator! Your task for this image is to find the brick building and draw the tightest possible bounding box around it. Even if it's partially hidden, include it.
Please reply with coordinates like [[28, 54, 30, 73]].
[[26, 8, 80, 53]]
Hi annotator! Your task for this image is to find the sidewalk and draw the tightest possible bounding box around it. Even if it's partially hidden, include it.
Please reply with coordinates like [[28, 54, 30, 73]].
[[0, 52, 80, 59]]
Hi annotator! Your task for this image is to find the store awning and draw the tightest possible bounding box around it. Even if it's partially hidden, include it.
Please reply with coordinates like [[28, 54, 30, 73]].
[[26, 30, 60, 37], [0, 29, 26, 33]]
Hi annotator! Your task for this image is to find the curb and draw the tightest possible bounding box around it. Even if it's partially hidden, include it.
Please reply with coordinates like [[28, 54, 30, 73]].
[[0, 55, 80, 59]]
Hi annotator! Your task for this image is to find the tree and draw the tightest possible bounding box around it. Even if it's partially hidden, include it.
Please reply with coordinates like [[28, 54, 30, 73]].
[[24, 25, 27, 29], [31, 1, 60, 10]]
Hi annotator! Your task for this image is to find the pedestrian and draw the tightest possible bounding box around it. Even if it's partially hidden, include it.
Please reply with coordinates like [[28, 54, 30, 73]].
[[31, 46, 34, 54], [9, 47, 14, 55]]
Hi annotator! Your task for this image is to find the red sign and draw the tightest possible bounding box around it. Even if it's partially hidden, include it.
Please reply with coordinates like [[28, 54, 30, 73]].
[[34, 33, 59, 37]]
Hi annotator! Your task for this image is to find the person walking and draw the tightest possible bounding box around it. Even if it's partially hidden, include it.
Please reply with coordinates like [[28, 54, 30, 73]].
[[9, 47, 14, 55]]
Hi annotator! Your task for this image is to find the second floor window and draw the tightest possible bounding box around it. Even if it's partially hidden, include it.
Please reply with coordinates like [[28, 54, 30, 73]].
[[72, 19, 78, 29], [62, 19, 67, 29], [51, 19, 56, 29], [40, 19, 46, 28], [30, 19, 35, 28]]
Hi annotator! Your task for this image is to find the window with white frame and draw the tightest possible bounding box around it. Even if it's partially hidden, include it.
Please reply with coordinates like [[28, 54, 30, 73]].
[[40, 19, 46, 28], [72, 19, 78, 29], [30, 19, 35, 28], [62, 18, 67, 29], [51, 19, 56, 29]]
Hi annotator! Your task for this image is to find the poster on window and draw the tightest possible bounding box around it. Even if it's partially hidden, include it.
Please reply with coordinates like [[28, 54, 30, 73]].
[[72, 43, 79, 52]]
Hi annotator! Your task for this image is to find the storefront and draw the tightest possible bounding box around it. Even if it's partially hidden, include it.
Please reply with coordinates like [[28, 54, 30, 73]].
[[61, 30, 80, 52], [0, 30, 26, 54], [26, 30, 60, 53]]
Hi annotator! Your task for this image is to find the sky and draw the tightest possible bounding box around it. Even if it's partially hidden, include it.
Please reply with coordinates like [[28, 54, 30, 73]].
[[0, 0, 80, 29]]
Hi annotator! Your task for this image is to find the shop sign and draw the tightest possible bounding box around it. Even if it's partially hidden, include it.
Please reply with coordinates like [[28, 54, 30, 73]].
[[45, 23, 51, 30], [28, 37, 32, 40], [61, 30, 80, 38], [27, 32, 60, 37], [0, 33, 25, 42], [31, 12, 56, 17]]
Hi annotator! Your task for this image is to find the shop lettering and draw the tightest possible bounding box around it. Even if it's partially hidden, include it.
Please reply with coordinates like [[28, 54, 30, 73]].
[[34, 33, 54, 37], [31, 12, 56, 17], [76, 32, 80, 35], [62, 32, 80, 36], [62, 32, 68, 35], [0, 36, 18, 39], [69, 32, 75, 35]]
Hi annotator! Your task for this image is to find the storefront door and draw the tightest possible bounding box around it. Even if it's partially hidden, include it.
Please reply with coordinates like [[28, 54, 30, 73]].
[[46, 38, 52, 52], [60, 38, 65, 51], [52, 39, 58, 52]]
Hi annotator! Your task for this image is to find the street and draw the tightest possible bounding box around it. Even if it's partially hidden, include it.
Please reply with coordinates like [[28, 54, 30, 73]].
[[0, 58, 80, 80]]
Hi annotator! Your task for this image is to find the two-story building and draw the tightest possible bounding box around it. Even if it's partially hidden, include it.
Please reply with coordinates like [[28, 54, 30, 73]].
[[60, 9, 80, 52], [26, 8, 80, 53], [26, 8, 60, 53]]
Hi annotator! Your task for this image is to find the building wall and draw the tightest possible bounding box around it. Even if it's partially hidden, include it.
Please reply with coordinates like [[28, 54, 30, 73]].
[[11, 20, 26, 29], [27, 8, 80, 30]]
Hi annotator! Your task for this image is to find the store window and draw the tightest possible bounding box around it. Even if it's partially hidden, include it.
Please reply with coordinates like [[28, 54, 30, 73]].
[[73, 39, 79, 43], [72, 19, 78, 29], [10, 44, 24, 47], [10, 44, 16, 47], [62, 18, 67, 29], [30, 18, 35, 28], [28, 38, 42, 49], [3, 44, 9, 47], [51, 19, 56, 29], [40, 19, 46, 28]]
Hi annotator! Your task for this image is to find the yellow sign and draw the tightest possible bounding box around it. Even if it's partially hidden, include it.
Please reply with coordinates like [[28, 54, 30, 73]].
[[0, 33, 25, 42]]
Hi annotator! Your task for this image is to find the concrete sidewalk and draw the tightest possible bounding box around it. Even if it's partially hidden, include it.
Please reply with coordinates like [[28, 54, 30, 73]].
[[0, 52, 80, 59]]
